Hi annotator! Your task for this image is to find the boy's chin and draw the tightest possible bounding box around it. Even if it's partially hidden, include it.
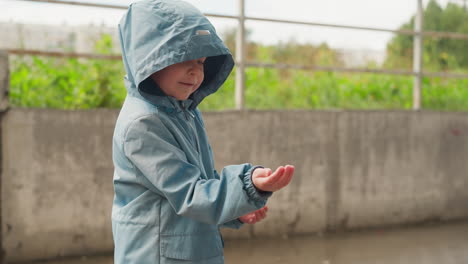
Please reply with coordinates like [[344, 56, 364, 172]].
[[173, 94, 190, 101]]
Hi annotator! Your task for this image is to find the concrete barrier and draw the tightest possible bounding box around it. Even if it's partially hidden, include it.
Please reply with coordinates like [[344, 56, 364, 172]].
[[2, 109, 117, 262], [0, 51, 7, 111], [2, 108, 468, 262]]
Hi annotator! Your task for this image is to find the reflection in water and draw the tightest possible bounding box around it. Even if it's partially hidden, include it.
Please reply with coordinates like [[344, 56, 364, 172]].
[[224, 221, 468, 264], [26, 221, 468, 264]]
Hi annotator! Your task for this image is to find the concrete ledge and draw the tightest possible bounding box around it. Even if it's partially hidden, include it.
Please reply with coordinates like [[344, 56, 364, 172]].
[[2, 109, 468, 262], [0, 52, 8, 111]]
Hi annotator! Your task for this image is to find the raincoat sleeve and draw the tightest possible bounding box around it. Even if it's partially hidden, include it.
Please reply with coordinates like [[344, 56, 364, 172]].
[[123, 115, 272, 225]]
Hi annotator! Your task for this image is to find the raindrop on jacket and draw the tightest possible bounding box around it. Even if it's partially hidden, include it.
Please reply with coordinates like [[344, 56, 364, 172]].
[[112, 1, 271, 263]]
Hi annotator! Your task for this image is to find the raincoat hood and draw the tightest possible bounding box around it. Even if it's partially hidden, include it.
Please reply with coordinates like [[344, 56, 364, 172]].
[[118, 0, 234, 110]]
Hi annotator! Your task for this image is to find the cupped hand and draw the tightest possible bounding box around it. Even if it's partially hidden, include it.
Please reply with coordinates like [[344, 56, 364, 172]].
[[252, 165, 295, 192], [239, 206, 268, 224]]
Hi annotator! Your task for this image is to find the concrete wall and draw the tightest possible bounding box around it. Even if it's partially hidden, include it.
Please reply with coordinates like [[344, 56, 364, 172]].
[[0, 51, 7, 110], [2, 109, 117, 262], [2, 108, 468, 262]]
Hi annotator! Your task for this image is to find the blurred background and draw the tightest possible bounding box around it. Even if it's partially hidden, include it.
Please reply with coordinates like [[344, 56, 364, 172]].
[[1, 0, 468, 263], [1, 0, 467, 111]]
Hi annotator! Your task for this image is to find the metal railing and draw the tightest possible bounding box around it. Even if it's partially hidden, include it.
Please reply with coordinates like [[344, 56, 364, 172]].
[[8, 0, 468, 110]]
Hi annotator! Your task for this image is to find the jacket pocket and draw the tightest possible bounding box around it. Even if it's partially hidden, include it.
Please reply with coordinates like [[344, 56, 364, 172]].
[[160, 233, 223, 260]]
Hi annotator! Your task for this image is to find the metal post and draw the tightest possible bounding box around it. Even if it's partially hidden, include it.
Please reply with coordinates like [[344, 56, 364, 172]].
[[235, 0, 246, 110], [0, 51, 9, 111], [413, 0, 423, 110]]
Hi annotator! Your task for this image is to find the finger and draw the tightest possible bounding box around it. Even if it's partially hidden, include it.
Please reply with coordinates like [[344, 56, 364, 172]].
[[266, 166, 285, 183], [255, 211, 261, 219], [255, 168, 273, 179], [255, 211, 264, 220], [252, 168, 266, 179], [277, 165, 295, 188], [285, 165, 295, 177], [240, 214, 251, 223], [281, 165, 293, 179], [259, 209, 266, 219], [254, 166, 287, 192], [260, 209, 267, 219], [284, 165, 295, 183], [256, 209, 264, 219], [277, 171, 293, 189]]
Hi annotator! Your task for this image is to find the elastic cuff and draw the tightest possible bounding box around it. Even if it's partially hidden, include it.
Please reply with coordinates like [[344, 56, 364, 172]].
[[241, 165, 272, 207]]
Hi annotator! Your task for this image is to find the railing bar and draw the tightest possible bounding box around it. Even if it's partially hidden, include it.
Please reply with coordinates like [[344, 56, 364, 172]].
[[7, 49, 468, 79], [7, 49, 122, 60], [15, 0, 128, 9], [245, 62, 468, 79], [244, 16, 468, 40]]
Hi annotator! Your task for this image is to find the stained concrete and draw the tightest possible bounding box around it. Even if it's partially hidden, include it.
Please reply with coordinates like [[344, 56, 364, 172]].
[[2, 109, 117, 262], [0, 51, 7, 110]]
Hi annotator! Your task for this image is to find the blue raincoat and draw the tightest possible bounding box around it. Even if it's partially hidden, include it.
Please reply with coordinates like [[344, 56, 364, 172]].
[[112, 1, 271, 263]]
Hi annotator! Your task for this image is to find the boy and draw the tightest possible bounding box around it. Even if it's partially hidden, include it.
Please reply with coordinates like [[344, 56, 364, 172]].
[[112, 0, 295, 263]]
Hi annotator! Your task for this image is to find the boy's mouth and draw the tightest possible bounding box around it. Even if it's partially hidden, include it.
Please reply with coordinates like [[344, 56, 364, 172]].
[[179, 82, 195, 87]]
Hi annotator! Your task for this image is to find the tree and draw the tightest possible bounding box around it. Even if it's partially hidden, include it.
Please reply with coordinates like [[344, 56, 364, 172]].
[[384, 0, 468, 71]]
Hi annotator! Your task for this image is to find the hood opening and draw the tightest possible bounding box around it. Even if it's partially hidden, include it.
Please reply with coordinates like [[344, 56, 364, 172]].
[[139, 77, 166, 97], [199, 55, 226, 91], [137, 54, 228, 101]]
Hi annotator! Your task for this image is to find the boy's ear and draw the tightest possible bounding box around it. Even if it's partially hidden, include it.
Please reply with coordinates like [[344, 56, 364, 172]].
[[202, 55, 226, 87]]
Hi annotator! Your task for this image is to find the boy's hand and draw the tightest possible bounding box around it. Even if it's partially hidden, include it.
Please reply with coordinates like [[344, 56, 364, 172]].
[[252, 165, 294, 192], [239, 206, 268, 224]]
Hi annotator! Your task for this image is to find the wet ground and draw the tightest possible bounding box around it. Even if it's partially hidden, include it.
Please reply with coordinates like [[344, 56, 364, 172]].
[[25, 221, 468, 264]]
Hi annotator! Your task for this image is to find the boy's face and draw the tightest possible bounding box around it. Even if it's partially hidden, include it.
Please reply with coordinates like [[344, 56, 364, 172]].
[[150, 57, 206, 100]]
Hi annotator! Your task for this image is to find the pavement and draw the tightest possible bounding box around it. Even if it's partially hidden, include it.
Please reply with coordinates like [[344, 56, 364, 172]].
[[23, 221, 468, 264]]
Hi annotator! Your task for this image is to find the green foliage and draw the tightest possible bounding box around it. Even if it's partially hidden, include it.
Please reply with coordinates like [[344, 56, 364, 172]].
[[203, 68, 468, 111], [385, 0, 468, 71], [10, 34, 126, 109], [10, 53, 468, 111], [8, 24, 468, 111]]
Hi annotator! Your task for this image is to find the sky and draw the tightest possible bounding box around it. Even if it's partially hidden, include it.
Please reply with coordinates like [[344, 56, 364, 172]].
[[0, 0, 454, 50]]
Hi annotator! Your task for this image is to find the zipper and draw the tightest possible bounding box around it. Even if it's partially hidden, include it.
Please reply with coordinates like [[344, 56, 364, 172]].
[[179, 108, 201, 155], [178, 103, 204, 169], [182, 107, 195, 120], [186, 110, 201, 154]]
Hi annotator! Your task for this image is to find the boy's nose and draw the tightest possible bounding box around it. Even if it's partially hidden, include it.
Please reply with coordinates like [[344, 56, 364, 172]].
[[188, 62, 202, 75], [189, 68, 197, 76]]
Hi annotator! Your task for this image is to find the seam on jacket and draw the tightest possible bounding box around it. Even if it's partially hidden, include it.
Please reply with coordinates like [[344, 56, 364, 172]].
[[160, 232, 218, 237], [122, 113, 157, 184], [158, 191, 162, 264], [112, 215, 158, 226]]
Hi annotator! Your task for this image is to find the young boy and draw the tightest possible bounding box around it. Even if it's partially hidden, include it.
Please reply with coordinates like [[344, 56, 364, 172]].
[[112, 0, 295, 263]]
